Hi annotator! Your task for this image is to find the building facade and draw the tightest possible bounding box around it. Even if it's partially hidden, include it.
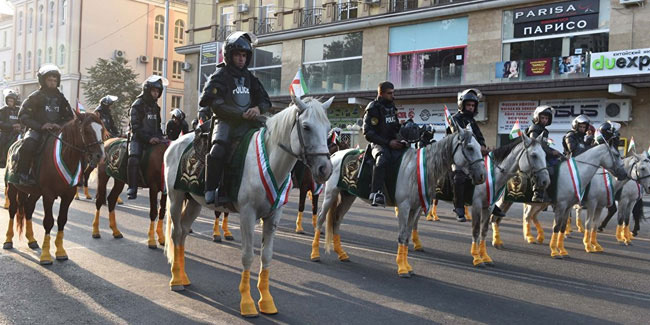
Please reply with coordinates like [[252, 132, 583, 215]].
[[0, 8, 13, 88], [8, 0, 187, 125], [177, 0, 650, 152]]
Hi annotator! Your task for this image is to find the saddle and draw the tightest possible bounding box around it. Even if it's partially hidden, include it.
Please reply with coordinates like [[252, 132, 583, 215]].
[[6, 135, 72, 186], [434, 173, 474, 206], [105, 138, 159, 187], [503, 164, 585, 203]]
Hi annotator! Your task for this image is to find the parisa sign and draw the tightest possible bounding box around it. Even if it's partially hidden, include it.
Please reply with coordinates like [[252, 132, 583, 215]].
[[512, 0, 599, 38], [590, 48, 650, 77]]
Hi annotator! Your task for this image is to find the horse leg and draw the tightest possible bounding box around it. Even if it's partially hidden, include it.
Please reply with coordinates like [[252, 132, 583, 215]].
[[167, 191, 187, 291], [331, 194, 355, 262], [257, 211, 281, 315], [3, 186, 9, 209], [491, 200, 512, 248], [222, 213, 233, 240], [590, 206, 604, 252], [470, 204, 484, 267], [522, 204, 536, 244], [575, 205, 585, 233], [83, 165, 93, 199], [3, 185, 18, 249], [531, 206, 546, 244], [411, 210, 424, 252], [40, 195, 56, 265], [426, 199, 439, 221], [177, 200, 200, 287], [632, 199, 642, 237], [395, 203, 412, 277], [295, 186, 307, 234], [465, 205, 472, 221], [212, 211, 222, 242], [549, 206, 567, 259], [156, 192, 167, 246], [147, 187, 159, 249], [312, 187, 339, 262], [54, 193, 74, 261], [557, 206, 570, 257], [238, 206, 259, 317], [624, 208, 633, 245], [311, 193, 319, 230], [106, 180, 125, 239]]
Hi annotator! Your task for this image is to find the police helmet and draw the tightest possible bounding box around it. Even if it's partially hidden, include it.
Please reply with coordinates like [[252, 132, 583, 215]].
[[37, 64, 61, 88], [533, 105, 554, 125], [223, 32, 257, 68], [171, 108, 184, 119], [571, 114, 591, 131], [142, 75, 168, 99], [457, 88, 482, 116], [100, 95, 118, 107], [3, 89, 19, 105], [399, 120, 420, 143]]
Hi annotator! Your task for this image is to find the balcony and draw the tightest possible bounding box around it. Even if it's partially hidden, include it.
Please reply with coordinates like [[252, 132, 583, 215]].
[[334, 2, 358, 21], [256, 18, 276, 35], [430, 0, 475, 6], [217, 25, 236, 41], [300, 8, 323, 28], [389, 0, 418, 13]]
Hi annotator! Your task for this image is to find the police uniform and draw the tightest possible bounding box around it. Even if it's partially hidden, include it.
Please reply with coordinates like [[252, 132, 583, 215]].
[[563, 115, 594, 157], [192, 106, 212, 131], [0, 91, 21, 167], [16, 65, 74, 184], [200, 32, 271, 205], [165, 109, 189, 141], [526, 105, 562, 202], [362, 96, 403, 205], [95, 95, 120, 138]]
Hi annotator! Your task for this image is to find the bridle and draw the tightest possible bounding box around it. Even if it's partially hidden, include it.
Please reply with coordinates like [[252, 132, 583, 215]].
[[47, 120, 103, 155], [452, 133, 484, 168], [279, 110, 330, 169], [628, 157, 650, 182], [494, 139, 547, 182]]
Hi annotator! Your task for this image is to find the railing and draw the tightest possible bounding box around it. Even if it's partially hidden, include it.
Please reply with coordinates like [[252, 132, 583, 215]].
[[256, 18, 276, 35], [216, 25, 236, 41], [430, 0, 475, 7], [300, 8, 323, 28], [334, 2, 358, 21], [389, 0, 418, 13]]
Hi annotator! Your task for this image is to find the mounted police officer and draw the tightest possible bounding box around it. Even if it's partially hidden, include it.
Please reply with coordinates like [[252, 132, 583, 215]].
[[166, 108, 189, 140], [0, 90, 21, 167], [15, 64, 74, 185], [192, 106, 212, 130], [94, 95, 120, 138], [363, 81, 406, 206], [447, 89, 504, 221], [199, 32, 271, 206], [126, 75, 167, 199], [563, 114, 594, 157], [526, 105, 563, 202]]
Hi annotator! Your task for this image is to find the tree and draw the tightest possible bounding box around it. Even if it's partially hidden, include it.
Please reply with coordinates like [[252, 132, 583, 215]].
[[83, 58, 140, 133]]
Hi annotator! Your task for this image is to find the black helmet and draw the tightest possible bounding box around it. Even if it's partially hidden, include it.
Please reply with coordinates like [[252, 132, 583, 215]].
[[223, 32, 257, 68], [571, 114, 590, 131], [141, 75, 168, 100], [100, 95, 118, 107], [37, 64, 61, 88], [533, 105, 554, 125], [457, 88, 482, 116], [3, 89, 19, 105], [399, 120, 420, 143], [597, 121, 621, 143]]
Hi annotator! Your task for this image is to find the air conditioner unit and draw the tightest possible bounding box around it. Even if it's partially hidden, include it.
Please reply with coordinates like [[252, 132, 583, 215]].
[[237, 4, 249, 13], [475, 102, 488, 122], [181, 62, 192, 72], [113, 50, 126, 60], [604, 99, 632, 121], [620, 0, 644, 5], [138, 55, 149, 63]]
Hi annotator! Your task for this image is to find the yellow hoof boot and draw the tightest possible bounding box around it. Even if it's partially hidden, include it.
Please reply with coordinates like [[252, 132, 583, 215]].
[[84, 186, 92, 200], [169, 247, 184, 290], [239, 271, 259, 318], [257, 269, 278, 315], [116, 196, 124, 205], [536, 233, 545, 244], [147, 221, 157, 249], [3, 199, 9, 209], [412, 230, 424, 252], [526, 235, 536, 244], [109, 211, 123, 239], [40, 235, 53, 265], [92, 210, 101, 238], [624, 226, 633, 244], [312, 215, 317, 229], [396, 244, 411, 277], [464, 206, 472, 221], [311, 231, 321, 262], [295, 212, 305, 234], [549, 233, 561, 258], [156, 219, 165, 245], [54, 232, 68, 260], [479, 240, 493, 265], [74, 191, 80, 200], [333, 235, 350, 262], [558, 232, 568, 256], [471, 242, 484, 267]]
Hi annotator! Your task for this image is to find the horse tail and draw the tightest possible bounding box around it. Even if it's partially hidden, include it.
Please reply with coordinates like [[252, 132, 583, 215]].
[[15, 191, 25, 237], [164, 196, 174, 264], [325, 193, 339, 253]]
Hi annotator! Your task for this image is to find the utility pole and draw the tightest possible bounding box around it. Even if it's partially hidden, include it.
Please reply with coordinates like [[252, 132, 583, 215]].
[[162, 0, 170, 125]]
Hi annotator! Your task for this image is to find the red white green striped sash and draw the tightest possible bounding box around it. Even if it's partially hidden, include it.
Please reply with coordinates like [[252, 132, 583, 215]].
[[636, 182, 642, 200], [416, 148, 431, 212], [484, 153, 504, 206], [53, 133, 82, 187], [255, 128, 293, 210], [567, 158, 584, 202], [601, 168, 615, 207], [312, 180, 324, 196]]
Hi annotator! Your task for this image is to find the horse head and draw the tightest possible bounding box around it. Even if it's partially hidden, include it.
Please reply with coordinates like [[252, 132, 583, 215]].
[[291, 95, 334, 183], [520, 134, 550, 190], [454, 129, 486, 185], [598, 143, 626, 181], [74, 111, 105, 168], [630, 154, 650, 193]]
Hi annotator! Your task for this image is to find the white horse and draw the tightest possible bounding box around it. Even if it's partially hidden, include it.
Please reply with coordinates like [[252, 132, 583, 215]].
[[312, 129, 486, 277], [164, 96, 333, 317], [492, 143, 627, 258], [576, 154, 650, 248]]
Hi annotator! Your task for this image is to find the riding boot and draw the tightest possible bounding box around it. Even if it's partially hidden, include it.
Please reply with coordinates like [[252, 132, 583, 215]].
[[370, 164, 386, 207], [452, 172, 467, 222], [126, 157, 139, 199], [16, 139, 37, 185], [205, 153, 224, 206], [632, 199, 643, 237]]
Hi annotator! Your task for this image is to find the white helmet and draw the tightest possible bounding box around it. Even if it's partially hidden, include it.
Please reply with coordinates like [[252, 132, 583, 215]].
[[171, 108, 184, 119]]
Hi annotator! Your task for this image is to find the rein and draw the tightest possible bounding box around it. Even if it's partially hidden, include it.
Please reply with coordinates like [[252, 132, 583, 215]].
[[47, 128, 103, 154], [279, 110, 330, 169], [493, 140, 547, 181], [451, 136, 483, 168]]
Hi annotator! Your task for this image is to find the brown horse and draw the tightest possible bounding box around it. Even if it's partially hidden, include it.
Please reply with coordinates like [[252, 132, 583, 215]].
[[93, 138, 168, 248], [293, 130, 349, 234], [4, 112, 105, 264]]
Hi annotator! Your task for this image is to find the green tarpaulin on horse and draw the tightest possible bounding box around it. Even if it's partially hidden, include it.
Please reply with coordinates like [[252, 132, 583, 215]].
[[336, 149, 401, 206]]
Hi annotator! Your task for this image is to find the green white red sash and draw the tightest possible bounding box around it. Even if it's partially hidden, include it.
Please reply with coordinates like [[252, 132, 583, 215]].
[[255, 128, 293, 209], [312, 180, 324, 196], [53, 133, 82, 187], [416, 148, 431, 212], [636, 182, 642, 200], [567, 158, 584, 202], [484, 153, 504, 206], [601, 168, 615, 207]]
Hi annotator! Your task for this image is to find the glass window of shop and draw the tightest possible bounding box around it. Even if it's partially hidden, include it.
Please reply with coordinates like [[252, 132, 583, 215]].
[[388, 18, 468, 88], [250, 44, 282, 96], [501, 0, 610, 68], [303, 32, 363, 93]]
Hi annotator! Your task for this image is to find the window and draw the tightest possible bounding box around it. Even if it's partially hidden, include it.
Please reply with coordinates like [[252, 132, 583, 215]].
[[303, 32, 363, 93], [49, 2, 54, 28], [389, 47, 465, 88], [3, 31, 6, 47], [60, 0, 68, 25], [154, 15, 164, 40], [47, 47, 53, 63], [172, 61, 183, 80], [28, 8, 33, 33], [171, 96, 182, 109], [26, 51, 32, 71], [37, 49, 42, 67], [250, 44, 282, 95], [18, 11, 22, 35], [337, 1, 357, 21], [174, 20, 184, 44], [59, 45, 65, 67], [16, 54, 21, 73], [153, 57, 163, 75], [38, 5, 43, 31]]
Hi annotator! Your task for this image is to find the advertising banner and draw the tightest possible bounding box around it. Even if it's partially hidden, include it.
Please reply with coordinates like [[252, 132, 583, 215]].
[[525, 58, 551, 76], [512, 0, 599, 38], [397, 102, 487, 133], [198, 42, 221, 103], [513, 0, 599, 24], [558, 55, 585, 74], [498, 101, 538, 134], [590, 48, 650, 77], [496, 60, 520, 79]]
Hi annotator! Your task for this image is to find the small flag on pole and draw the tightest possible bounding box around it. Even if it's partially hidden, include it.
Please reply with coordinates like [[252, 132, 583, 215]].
[[547, 138, 555, 147], [628, 136, 636, 153], [595, 129, 604, 143], [331, 132, 337, 144], [289, 68, 309, 98], [76, 101, 85, 113], [443, 105, 452, 129], [509, 120, 522, 140]]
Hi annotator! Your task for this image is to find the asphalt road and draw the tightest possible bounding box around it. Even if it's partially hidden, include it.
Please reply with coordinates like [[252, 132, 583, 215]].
[[1, 181, 649, 324]]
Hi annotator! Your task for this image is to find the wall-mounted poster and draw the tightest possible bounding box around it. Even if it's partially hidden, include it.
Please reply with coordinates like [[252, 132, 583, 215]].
[[558, 55, 584, 74], [496, 60, 520, 79], [525, 58, 551, 76]]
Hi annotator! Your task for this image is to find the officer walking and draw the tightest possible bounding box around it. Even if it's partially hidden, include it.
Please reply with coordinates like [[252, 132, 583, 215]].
[[94, 95, 120, 138], [165, 108, 189, 141], [0, 90, 22, 168]]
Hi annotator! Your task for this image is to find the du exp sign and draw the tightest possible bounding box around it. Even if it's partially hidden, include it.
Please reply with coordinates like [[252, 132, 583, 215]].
[[590, 48, 650, 77]]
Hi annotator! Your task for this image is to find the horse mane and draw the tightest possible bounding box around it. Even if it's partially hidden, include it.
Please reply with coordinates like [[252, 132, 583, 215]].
[[424, 132, 457, 181], [60, 112, 103, 147], [265, 97, 329, 147]]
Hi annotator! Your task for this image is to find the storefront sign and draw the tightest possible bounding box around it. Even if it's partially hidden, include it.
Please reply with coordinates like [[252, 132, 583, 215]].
[[514, 14, 598, 38], [590, 48, 650, 77], [513, 0, 599, 24], [498, 101, 538, 134], [525, 58, 551, 76], [398, 103, 487, 133]]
